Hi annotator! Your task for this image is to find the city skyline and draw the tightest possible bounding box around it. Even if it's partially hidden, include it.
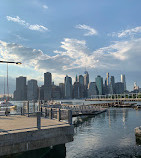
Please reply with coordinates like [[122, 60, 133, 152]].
[[0, 0, 141, 94]]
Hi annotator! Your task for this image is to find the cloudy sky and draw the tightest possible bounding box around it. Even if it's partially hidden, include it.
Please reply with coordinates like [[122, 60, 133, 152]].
[[0, 0, 141, 94]]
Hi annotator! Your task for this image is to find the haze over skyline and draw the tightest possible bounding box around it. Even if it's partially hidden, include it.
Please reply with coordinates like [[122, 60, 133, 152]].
[[0, 0, 141, 94]]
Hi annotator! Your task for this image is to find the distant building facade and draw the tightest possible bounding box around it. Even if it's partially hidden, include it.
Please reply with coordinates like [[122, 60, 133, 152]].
[[44, 72, 52, 101], [14, 76, 27, 101], [88, 82, 97, 98], [95, 75, 103, 95], [27, 79, 38, 101], [115, 82, 124, 94], [121, 74, 126, 91], [65, 75, 72, 99]]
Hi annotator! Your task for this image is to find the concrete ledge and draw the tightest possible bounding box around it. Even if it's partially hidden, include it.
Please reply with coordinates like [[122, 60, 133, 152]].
[[0, 125, 74, 156]]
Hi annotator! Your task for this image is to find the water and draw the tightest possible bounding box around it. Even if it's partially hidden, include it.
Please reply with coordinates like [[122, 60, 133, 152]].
[[66, 108, 141, 158], [4, 100, 141, 158]]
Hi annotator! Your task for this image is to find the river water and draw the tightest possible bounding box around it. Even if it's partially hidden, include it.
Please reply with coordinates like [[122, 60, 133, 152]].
[[66, 107, 141, 158], [3, 100, 141, 158]]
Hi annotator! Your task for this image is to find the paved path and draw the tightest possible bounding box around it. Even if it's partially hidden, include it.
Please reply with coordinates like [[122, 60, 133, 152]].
[[0, 115, 68, 134]]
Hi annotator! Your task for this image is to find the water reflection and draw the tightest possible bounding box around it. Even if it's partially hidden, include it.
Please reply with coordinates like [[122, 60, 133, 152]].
[[66, 108, 141, 158]]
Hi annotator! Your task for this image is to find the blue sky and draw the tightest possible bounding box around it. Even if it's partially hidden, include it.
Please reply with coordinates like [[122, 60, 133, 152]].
[[0, 0, 141, 94]]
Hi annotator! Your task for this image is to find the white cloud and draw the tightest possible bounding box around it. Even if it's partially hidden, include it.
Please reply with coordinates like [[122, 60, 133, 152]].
[[111, 26, 141, 38], [42, 5, 48, 9], [75, 24, 98, 36], [6, 16, 48, 32], [0, 37, 141, 89]]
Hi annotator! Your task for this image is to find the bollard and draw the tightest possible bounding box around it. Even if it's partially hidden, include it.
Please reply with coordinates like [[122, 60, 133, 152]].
[[27, 101, 29, 117], [49, 108, 53, 119], [57, 108, 61, 121], [33, 101, 35, 113], [37, 112, 41, 130], [45, 108, 47, 118], [21, 107, 23, 115], [68, 110, 72, 125]]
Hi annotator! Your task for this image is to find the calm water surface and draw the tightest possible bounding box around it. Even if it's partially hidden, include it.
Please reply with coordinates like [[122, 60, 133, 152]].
[[9, 100, 141, 158], [66, 107, 141, 158]]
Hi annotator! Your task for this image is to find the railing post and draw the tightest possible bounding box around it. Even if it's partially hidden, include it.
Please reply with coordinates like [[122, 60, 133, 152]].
[[37, 112, 41, 130], [33, 101, 35, 113], [45, 108, 47, 118], [21, 107, 23, 115], [27, 101, 29, 117], [68, 110, 72, 125], [49, 108, 53, 119], [57, 108, 61, 121]]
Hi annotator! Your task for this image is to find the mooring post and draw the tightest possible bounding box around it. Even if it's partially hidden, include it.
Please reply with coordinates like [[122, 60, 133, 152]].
[[33, 101, 35, 113], [37, 112, 41, 130], [49, 108, 53, 119], [21, 107, 23, 115], [68, 110, 72, 125], [27, 101, 29, 117], [57, 108, 61, 121], [45, 108, 47, 118]]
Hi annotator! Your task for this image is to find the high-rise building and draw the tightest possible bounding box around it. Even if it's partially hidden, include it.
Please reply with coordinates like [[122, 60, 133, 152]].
[[59, 83, 65, 99], [110, 76, 115, 94], [65, 75, 72, 99], [121, 74, 126, 91], [84, 71, 89, 88], [106, 72, 109, 86], [88, 82, 98, 98], [95, 75, 103, 95], [51, 85, 61, 99], [115, 82, 124, 94], [14, 76, 27, 101], [44, 72, 52, 101], [27, 79, 38, 101], [73, 82, 81, 99], [78, 75, 84, 85]]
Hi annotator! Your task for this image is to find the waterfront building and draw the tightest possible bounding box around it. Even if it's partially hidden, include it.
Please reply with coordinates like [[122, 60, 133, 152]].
[[84, 71, 89, 88], [115, 82, 124, 94], [134, 82, 139, 90], [106, 72, 109, 86], [40, 85, 44, 100], [44, 72, 52, 101], [27, 79, 38, 101], [88, 82, 98, 98], [121, 74, 126, 91], [78, 75, 84, 85], [59, 83, 65, 99], [65, 75, 72, 99], [14, 76, 27, 101], [95, 75, 103, 95], [51, 85, 61, 99]]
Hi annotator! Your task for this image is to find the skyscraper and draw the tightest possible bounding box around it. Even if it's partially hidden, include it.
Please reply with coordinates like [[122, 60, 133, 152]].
[[14, 76, 27, 101], [59, 83, 65, 99], [44, 72, 52, 101], [88, 82, 98, 98], [106, 72, 109, 86], [84, 71, 89, 88], [78, 75, 84, 85], [95, 75, 103, 95], [115, 82, 124, 94], [27, 79, 38, 101], [65, 75, 72, 99], [121, 74, 126, 91]]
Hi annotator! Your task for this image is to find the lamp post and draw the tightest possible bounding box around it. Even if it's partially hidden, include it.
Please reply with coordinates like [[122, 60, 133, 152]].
[[0, 60, 22, 101]]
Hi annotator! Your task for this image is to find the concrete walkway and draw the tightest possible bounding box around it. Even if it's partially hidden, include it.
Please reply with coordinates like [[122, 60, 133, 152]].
[[0, 115, 69, 134]]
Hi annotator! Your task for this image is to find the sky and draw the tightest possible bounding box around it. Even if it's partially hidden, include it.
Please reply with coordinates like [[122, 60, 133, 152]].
[[0, 0, 141, 94]]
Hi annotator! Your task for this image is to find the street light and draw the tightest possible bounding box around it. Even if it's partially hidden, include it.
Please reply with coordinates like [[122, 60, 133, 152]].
[[0, 60, 22, 101], [0, 61, 22, 64]]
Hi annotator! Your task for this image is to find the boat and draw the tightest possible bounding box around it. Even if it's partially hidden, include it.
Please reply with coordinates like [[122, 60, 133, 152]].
[[0, 100, 14, 107]]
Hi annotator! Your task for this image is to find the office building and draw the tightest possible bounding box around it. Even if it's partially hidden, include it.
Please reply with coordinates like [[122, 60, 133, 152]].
[[44, 72, 52, 101], [27, 79, 38, 101], [88, 82, 98, 98], [59, 83, 65, 99], [14, 76, 27, 101], [115, 82, 124, 94], [121, 74, 126, 91], [51, 85, 61, 99], [65, 75, 72, 99], [95, 75, 103, 95]]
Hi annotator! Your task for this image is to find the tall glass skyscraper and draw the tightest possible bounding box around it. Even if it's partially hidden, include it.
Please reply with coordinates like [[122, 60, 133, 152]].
[[95, 75, 103, 95]]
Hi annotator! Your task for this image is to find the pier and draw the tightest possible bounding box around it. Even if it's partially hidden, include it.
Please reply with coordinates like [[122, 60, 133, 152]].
[[0, 108, 74, 157]]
